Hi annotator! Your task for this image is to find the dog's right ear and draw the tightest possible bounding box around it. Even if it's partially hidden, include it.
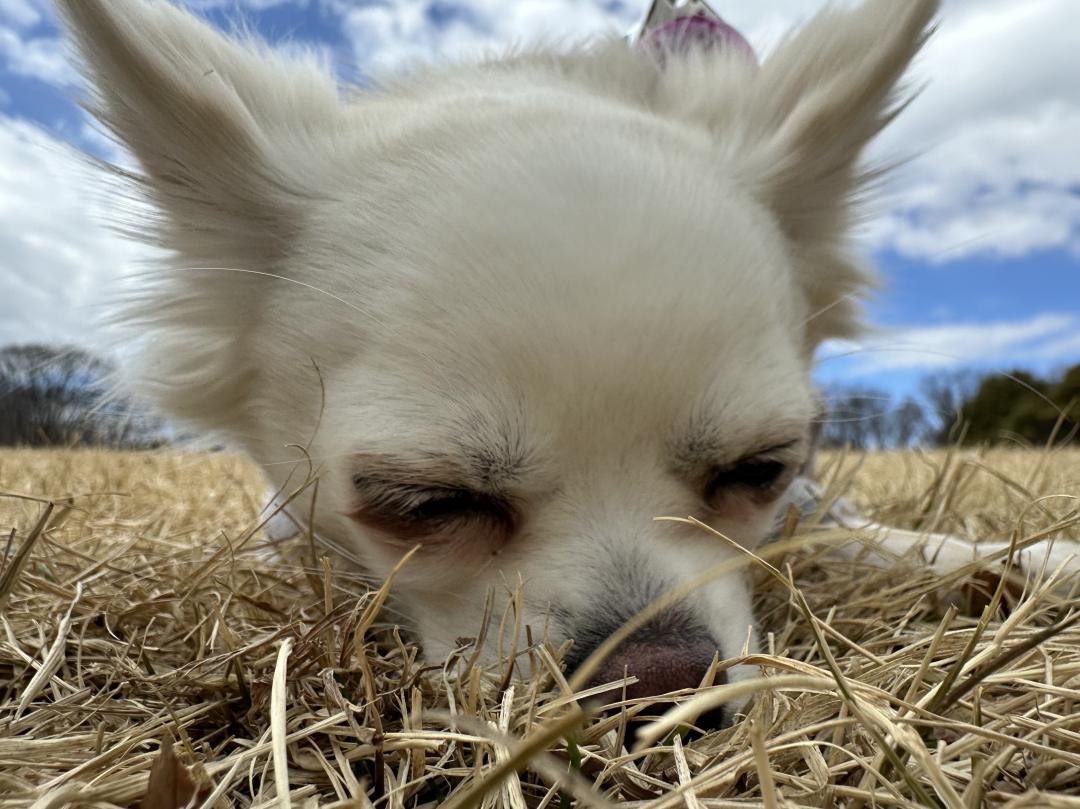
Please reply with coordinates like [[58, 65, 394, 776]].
[[57, 0, 342, 428], [650, 0, 938, 347]]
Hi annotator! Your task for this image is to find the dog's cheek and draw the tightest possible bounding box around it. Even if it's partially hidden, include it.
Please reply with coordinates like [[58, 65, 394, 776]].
[[698, 502, 783, 550]]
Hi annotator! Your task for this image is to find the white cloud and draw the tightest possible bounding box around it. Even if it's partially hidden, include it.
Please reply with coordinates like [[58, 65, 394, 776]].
[[0, 26, 78, 85], [187, 0, 312, 11], [1025, 330, 1080, 363], [0, 116, 158, 349], [0, 0, 41, 29], [864, 0, 1080, 261], [825, 314, 1080, 374], [329, 0, 637, 77]]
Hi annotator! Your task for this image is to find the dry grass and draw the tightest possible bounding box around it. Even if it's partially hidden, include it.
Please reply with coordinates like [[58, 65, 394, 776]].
[[818, 448, 1080, 540], [1, 447, 1079, 809]]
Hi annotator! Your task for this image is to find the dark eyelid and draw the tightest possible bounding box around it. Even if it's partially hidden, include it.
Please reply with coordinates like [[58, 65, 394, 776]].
[[351, 476, 486, 515], [350, 475, 516, 538], [703, 439, 804, 505], [743, 439, 801, 460], [352, 464, 471, 494]]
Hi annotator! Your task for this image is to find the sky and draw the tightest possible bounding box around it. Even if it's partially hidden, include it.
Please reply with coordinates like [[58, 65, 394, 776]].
[[0, 0, 1078, 399]]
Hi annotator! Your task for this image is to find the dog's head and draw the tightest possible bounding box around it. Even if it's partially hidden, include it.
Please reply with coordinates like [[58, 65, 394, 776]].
[[61, 0, 937, 703]]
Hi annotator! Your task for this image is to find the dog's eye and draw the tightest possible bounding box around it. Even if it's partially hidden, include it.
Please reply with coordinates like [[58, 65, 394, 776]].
[[350, 479, 515, 542], [402, 488, 511, 526], [704, 456, 793, 506]]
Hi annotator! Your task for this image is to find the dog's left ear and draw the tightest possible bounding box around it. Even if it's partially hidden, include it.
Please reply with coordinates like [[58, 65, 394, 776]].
[[56, 0, 345, 430], [660, 0, 939, 345]]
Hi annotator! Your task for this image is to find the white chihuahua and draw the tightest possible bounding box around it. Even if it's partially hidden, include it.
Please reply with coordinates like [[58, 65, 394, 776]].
[[58, 0, 1075, 713]]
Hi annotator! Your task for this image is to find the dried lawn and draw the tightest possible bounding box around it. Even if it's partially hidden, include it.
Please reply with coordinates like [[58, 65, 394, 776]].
[[1, 447, 1079, 808]]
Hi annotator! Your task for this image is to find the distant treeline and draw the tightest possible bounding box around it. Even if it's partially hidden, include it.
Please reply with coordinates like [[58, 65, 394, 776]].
[[2, 343, 1078, 451], [822, 363, 1080, 450], [0, 344, 170, 449]]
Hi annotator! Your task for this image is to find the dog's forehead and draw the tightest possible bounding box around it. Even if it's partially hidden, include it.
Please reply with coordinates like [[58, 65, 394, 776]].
[[321, 111, 816, 462], [362, 126, 807, 365], [343, 298, 813, 474], [334, 105, 801, 323]]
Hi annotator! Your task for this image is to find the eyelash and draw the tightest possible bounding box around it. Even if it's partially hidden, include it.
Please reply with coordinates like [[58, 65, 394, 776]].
[[351, 478, 515, 539], [703, 453, 796, 505]]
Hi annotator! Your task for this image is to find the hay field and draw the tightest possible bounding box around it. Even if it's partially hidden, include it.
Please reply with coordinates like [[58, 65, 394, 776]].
[[1, 447, 1079, 808]]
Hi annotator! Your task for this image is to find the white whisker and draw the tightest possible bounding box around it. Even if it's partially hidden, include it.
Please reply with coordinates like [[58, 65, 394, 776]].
[[801, 290, 862, 329], [170, 266, 384, 325]]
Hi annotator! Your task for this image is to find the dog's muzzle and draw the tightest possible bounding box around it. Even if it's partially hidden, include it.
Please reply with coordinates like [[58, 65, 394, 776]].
[[564, 607, 725, 704], [582, 635, 725, 701]]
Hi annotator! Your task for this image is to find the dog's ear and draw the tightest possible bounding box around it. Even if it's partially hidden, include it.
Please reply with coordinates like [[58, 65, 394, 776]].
[[746, 0, 938, 344], [57, 0, 341, 428], [660, 0, 939, 345], [58, 0, 341, 259]]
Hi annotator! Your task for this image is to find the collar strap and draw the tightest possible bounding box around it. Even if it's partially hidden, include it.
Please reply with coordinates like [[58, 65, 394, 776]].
[[634, 0, 757, 64]]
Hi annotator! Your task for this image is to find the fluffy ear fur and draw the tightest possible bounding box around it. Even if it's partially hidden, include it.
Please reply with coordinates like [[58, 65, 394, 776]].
[[656, 0, 939, 345], [57, 0, 341, 426]]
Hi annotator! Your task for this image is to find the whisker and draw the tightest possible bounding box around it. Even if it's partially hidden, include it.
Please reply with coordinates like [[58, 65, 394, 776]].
[[167, 266, 386, 326], [149, 264, 452, 387], [801, 290, 862, 330]]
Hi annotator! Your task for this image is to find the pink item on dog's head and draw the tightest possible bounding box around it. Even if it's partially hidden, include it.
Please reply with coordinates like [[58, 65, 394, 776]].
[[646, 14, 756, 62]]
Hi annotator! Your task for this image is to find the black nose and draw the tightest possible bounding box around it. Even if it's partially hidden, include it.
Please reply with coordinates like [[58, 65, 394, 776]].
[[584, 639, 723, 700]]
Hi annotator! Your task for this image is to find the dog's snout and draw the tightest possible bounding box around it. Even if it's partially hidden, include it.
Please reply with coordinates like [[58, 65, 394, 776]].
[[585, 640, 722, 700]]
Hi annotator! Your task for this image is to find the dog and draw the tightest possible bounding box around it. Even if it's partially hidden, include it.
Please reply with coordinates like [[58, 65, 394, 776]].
[[57, 0, 1075, 718]]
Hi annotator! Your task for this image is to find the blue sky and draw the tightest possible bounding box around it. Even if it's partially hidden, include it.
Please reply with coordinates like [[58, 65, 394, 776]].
[[1, 0, 1078, 399]]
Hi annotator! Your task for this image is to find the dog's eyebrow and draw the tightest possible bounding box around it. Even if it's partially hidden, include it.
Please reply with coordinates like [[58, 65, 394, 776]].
[[352, 440, 532, 492], [671, 418, 808, 475]]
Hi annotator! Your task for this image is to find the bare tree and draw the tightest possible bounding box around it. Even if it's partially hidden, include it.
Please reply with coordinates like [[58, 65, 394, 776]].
[[820, 387, 895, 449], [919, 369, 981, 444], [891, 397, 928, 448], [0, 344, 169, 448], [820, 387, 932, 449]]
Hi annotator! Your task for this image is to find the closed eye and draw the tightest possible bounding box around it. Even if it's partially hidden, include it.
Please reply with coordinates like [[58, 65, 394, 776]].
[[703, 443, 801, 507], [349, 476, 516, 543], [705, 459, 786, 498]]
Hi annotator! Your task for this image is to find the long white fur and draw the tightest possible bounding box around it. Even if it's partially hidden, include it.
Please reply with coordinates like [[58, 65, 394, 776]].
[[58, 0, 986, 688]]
